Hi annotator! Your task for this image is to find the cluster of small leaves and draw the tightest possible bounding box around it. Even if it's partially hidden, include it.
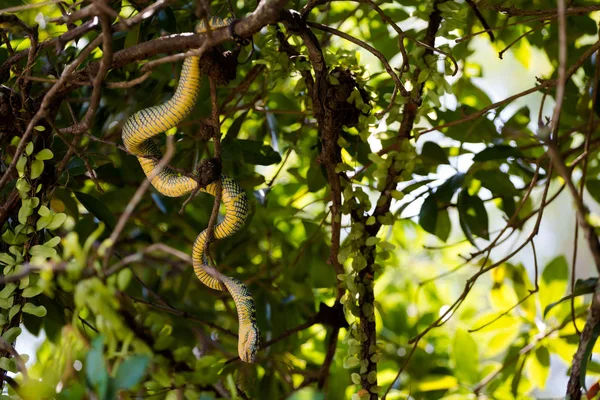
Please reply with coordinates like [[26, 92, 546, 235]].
[[336, 102, 418, 398], [0, 138, 59, 376]]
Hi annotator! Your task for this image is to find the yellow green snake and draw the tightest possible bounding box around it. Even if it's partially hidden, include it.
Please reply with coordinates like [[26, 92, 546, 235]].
[[122, 17, 259, 363]]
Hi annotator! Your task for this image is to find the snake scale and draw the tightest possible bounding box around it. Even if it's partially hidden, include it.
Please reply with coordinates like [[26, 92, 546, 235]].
[[122, 17, 260, 363]]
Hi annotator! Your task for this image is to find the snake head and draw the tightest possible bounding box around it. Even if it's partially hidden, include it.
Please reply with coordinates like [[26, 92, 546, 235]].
[[239, 324, 260, 363]]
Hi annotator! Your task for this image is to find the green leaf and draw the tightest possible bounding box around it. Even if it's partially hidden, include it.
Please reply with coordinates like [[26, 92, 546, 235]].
[[47, 213, 67, 230], [0, 254, 14, 266], [156, 7, 177, 32], [501, 196, 517, 219], [18, 204, 33, 225], [113, 355, 150, 389], [8, 304, 20, 321], [0, 283, 17, 299], [343, 356, 360, 368], [15, 178, 31, 193], [29, 245, 57, 259], [26, 141, 34, 155], [474, 170, 518, 196], [38, 205, 50, 217], [307, 162, 327, 192], [73, 192, 116, 230], [421, 141, 449, 166], [435, 208, 451, 242], [227, 111, 250, 140], [45, 236, 61, 248], [30, 159, 44, 179], [473, 145, 523, 161], [117, 268, 133, 291], [528, 346, 550, 389], [438, 108, 497, 143], [0, 357, 17, 373], [124, 22, 140, 49], [2, 327, 21, 343], [436, 173, 465, 203], [417, 68, 430, 83], [543, 277, 596, 317], [452, 328, 479, 384], [4, 230, 26, 245], [586, 179, 600, 205], [419, 194, 438, 236], [86, 336, 109, 398], [22, 285, 43, 298], [16, 156, 27, 177], [539, 256, 569, 314], [238, 139, 282, 166], [36, 215, 53, 231], [367, 370, 377, 384], [35, 149, 54, 161], [22, 303, 47, 317], [0, 296, 14, 310], [365, 237, 380, 246], [457, 190, 489, 244]]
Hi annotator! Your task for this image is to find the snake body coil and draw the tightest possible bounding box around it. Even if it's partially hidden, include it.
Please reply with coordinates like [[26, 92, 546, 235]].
[[122, 17, 259, 363]]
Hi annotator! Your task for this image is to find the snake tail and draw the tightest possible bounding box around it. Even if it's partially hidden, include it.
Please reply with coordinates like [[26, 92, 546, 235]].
[[204, 265, 259, 363]]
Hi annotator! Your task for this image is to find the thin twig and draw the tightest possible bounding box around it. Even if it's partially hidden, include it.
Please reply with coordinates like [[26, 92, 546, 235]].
[[60, 1, 113, 135]]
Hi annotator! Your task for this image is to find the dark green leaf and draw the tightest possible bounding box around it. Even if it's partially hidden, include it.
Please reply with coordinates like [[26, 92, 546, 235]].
[[419, 194, 438, 235], [436, 173, 465, 203], [54, 188, 80, 220], [307, 162, 327, 192], [473, 145, 523, 162], [402, 179, 435, 195], [438, 108, 498, 143], [238, 139, 282, 165], [73, 192, 116, 230], [421, 141, 450, 166], [457, 190, 489, 244], [157, 7, 177, 32], [435, 208, 451, 242], [474, 170, 518, 196], [586, 179, 600, 205], [501, 196, 516, 219], [227, 111, 250, 140]]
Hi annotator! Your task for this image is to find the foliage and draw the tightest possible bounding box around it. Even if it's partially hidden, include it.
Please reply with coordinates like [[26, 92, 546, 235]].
[[1, 0, 600, 399]]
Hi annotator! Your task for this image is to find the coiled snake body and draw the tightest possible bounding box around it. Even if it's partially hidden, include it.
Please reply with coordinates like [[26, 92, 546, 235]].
[[122, 17, 259, 363]]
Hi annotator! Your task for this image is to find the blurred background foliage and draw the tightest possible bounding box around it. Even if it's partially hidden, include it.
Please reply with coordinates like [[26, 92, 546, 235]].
[[1, 0, 600, 399]]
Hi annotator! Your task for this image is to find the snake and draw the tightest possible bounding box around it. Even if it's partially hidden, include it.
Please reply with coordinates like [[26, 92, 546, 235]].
[[121, 16, 259, 363]]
